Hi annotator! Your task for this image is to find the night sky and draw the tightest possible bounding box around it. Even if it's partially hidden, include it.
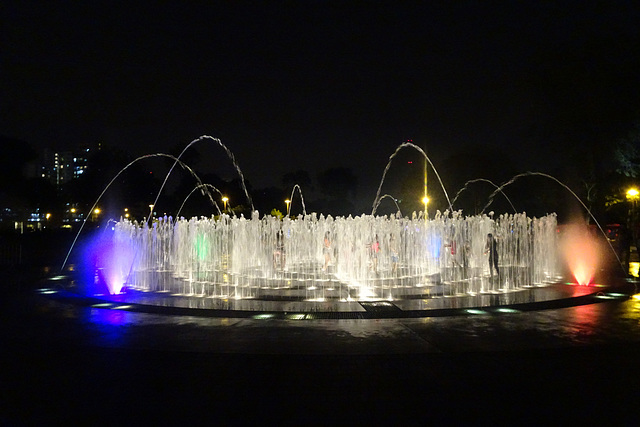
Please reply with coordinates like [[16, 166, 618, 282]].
[[3, 1, 640, 210]]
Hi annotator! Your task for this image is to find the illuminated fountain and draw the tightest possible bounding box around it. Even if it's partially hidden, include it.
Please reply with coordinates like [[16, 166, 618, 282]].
[[105, 210, 559, 301], [559, 220, 603, 286], [67, 135, 619, 311]]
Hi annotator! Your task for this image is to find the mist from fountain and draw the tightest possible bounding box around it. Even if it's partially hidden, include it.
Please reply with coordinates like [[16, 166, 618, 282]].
[[559, 220, 603, 286]]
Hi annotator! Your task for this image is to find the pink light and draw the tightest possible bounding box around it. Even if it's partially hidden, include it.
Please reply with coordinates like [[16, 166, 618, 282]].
[[559, 221, 602, 286]]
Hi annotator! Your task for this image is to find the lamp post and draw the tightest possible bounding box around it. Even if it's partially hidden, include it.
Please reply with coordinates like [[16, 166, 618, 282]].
[[422, 196, 429, 218], [628, 188, 639, 259], [222, 196, 228, 213], [285, 199, 291, 216]]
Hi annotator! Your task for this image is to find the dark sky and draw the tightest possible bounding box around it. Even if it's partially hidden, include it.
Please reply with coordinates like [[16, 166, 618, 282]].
[[3, 1, 640, 207]]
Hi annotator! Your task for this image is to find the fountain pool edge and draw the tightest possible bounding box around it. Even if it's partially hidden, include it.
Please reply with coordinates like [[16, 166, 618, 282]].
[[35, 279, 635, 319]]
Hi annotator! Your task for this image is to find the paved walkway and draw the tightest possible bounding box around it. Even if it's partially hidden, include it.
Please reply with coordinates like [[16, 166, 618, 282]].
[[2, 275, 640, 425]]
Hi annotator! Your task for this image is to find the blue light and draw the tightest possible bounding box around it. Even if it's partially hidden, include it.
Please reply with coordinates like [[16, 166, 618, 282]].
[[78, 230, 133, 295]]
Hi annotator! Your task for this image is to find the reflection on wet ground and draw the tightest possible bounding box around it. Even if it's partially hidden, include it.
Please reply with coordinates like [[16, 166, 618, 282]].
[[630, 261, 639, 278], [3, 276, 640, 425], [3, 278, 638, 355], [37, 279, 617, 319]]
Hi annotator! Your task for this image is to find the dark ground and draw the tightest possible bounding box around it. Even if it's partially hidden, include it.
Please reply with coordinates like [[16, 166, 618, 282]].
[[1, 230, 639, 425]]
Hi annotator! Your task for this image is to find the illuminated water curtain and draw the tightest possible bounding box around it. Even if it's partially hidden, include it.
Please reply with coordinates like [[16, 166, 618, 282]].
[[101, 211, 559, 300]]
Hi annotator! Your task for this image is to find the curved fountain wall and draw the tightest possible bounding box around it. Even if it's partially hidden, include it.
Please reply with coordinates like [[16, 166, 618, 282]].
[[113, 211, 559, 300]]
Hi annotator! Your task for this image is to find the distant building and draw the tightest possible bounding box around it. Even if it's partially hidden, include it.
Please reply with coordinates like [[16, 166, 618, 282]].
[[40, 142, 101, 187]]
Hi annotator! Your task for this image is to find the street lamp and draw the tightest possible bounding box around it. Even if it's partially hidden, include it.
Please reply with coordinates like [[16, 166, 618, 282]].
[[285, 199, 291, 216], [422, 196, 429, 217], [222, 196, 228, 213], [628, 188, 639, 264]]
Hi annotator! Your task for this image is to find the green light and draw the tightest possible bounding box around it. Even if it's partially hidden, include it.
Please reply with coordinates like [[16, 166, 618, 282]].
[[91, 303, 113, 308], [495, 308, 520, 313], [466, 309, 487, 315], [286, 314, 306, 320], [194, 233, 208, 261], [252, 314, 275, 320]]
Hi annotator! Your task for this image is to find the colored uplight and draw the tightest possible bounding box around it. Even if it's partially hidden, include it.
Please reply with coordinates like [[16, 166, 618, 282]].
[[252, 314, 275, 319], [195, 233, 208, 260], [559, 221, 601, 286], [286, 313, 305, 320], [495, 308, 520, 313], [82, 231, 133, 295]]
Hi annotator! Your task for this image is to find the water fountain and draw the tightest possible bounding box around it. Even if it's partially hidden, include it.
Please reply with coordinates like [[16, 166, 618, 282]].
[[58, 136, 624, 318], [108, 210, 558, 302]]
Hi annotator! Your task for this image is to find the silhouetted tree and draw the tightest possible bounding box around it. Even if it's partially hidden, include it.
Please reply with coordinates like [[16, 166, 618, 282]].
[[317, 167, 357, 200], [282, 170, 313, 192], [0, 136, 38, 221], [615, 121, 640, 178], [316, 167, 358, 215]]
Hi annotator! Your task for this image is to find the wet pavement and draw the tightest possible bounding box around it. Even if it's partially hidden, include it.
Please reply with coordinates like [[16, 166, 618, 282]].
[[2, 274, 640, 425]]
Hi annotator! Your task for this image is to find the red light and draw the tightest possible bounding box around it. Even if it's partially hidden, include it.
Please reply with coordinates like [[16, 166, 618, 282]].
[[408, 161, 412, 164]]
